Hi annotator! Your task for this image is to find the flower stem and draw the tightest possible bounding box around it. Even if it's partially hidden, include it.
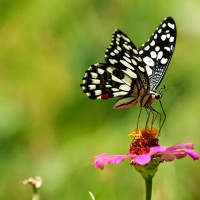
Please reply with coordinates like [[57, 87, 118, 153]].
[[32, 193, 40, 200], [145, 177, 152, 200], [32, 187, 40, 200]]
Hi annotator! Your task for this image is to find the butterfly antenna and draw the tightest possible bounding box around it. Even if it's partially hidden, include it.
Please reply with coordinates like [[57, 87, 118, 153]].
[[159, 85, 169, 95]]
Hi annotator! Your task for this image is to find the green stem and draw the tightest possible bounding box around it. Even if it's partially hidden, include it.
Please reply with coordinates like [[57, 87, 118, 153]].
[[32, 187, 40, 200], [32, 193, 39, 200], [145, 177, 152, 200]]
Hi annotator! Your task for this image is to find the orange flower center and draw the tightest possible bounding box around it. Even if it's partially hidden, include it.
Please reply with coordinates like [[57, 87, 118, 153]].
[[129, 127, 159, 155]]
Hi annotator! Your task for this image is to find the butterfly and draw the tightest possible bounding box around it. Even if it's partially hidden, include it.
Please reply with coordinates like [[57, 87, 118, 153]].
[[81, 17, 176, 110]]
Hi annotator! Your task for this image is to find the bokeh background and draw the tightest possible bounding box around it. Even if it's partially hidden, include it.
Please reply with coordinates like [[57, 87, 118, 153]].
[[0, 0, 200, 199]]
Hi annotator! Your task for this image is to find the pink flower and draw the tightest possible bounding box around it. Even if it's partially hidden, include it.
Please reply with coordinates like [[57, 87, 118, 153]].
[[93, 128, 199, 170], [93, 143, 199, 170]]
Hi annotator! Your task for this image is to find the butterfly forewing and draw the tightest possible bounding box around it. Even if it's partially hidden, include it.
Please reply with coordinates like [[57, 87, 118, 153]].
[[138, 17, 177, 90], [105, 29, 149, 92]]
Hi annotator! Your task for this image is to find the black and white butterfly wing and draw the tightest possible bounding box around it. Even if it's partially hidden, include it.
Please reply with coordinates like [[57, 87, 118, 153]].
[[138, 17, 177, 90], [81, 30, 148, 109], [105, 29, 149, 92], [81, 63, 133, 100]]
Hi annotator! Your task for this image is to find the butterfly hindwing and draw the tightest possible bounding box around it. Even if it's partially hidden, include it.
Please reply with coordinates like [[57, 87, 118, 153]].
[[81, 63, 133, 100], [138, 17, 177, 90]]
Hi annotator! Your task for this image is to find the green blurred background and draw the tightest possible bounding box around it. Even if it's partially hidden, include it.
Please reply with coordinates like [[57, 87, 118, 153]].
[[0, 0, 200, 199]]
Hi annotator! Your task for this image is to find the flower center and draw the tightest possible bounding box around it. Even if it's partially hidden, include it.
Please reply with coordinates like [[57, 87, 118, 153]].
[[129, 128, 159, 155]]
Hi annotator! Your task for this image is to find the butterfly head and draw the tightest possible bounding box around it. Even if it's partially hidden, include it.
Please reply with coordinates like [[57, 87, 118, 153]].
[[150, 91, 162, 101]]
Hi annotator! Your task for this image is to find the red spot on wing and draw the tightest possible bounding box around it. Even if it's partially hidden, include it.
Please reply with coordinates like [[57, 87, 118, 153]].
[[101, 94, 110, 99]]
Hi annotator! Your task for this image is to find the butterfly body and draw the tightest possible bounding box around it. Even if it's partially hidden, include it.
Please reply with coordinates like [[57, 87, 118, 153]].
[[81, 17, 176, 110]]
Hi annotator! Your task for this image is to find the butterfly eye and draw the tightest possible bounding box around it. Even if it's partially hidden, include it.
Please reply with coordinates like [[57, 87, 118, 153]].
[[113, 69, 125, 79], [155, 94, 162, 99]]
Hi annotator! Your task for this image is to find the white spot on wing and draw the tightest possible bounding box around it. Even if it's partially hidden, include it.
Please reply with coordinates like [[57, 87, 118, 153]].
[[88, 85, 96, 90], [144, 45, 150, 51], [92, 79, 100, 84], [145, 65, 152, 76], [131, 58, 137, 66], [139, 50, 144, 54], [166, 33, 170, 38], [120, 60, 134, 70], [84, 73, 88, 78], [111, 75, 123, 83], [161, 35, 166, 41], [114, 49, 119, 54], [123, 56, 132, 63], [150, 51, 157, 58], [116, 37, 120, 42], [164, 47, 170, 51], [123, 43, 130, 50], [122, 68, 137, 79], [110, 52, 115, 56], [161, 58, 168, 64], [97, 68, 104, 74], [155, 46, 160, 51], [138, 66, 145, 72], [95, 90, 102, 95], [150, 40, 155, 46], [121, 34, 130, 42], [143, 56, 154, 67], [109, 59, 118, 65], [117, 46, 122, 51], [119, 84, 130, 91], [157, 51, 163, 59], [133, 56, 142, 62], [132, 48, 138, 54], [154, 34, 158, 39], [113, 91, 128, 97], [112, 88, 119, 92], [168, 23, 175, 29], [91, 72, 98, 78], [169, 36, 174, 42]]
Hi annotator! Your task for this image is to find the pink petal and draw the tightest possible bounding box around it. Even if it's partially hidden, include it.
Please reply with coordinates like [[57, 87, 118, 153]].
[[161, 154, 176, 161], [159, 143, 199, 161], [93, 153, 132, 170], [133, 146, 167, 165], [133, 154, 151, 165], [174, 142, 194, 149], [180, 149, 199, 160]]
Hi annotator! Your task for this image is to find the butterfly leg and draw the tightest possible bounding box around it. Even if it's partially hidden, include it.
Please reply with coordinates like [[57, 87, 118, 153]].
[[158, 100, 166, 133], [137, 106, 143, 131], [147, 106, 162, 132], [145, 107, 151, 129]]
